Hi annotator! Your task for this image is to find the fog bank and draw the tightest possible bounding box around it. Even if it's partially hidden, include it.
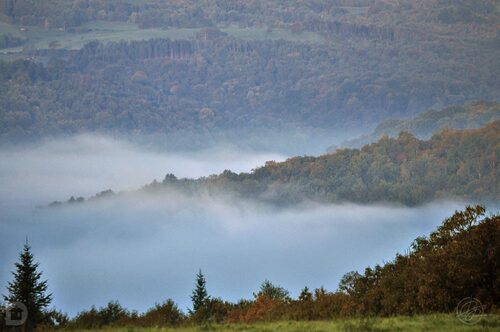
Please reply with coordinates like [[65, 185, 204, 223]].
[[0, 135, 287, 206], [0, 136, 492, 316], [1, 193, 473, 316]]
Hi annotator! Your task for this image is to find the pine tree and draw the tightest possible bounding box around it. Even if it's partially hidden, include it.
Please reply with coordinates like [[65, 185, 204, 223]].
[[4, 241, 52, 331], [190, 270, 208, 314]]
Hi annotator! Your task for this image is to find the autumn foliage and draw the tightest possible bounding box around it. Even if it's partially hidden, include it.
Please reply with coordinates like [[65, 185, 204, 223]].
[[143, 122, 500, 206]]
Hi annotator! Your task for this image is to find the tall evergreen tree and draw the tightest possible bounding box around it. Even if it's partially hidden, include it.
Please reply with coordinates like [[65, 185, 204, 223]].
[[4, 241, 52, 331], [190, 270, 208, 314]]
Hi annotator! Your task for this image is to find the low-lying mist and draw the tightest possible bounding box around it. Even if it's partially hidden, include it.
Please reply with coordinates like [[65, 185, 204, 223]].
[[0, 136, 492, 316], [0, 135, 287, 206]]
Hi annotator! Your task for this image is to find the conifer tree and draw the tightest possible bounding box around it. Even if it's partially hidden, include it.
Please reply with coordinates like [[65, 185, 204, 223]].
[[190, 270, 208, 314], [4, 241, 52, 331]]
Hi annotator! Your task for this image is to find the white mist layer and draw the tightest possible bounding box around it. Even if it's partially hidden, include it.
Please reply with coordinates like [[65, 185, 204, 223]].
[[0, 194, 471, 316], [0, 134, 287, 206]]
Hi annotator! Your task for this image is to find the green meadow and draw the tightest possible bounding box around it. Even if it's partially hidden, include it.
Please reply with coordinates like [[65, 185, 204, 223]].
[[63, 314, 500, 332]]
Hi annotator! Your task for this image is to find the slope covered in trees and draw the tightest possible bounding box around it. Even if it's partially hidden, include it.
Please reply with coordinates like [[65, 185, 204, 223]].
[[338, 205, 499, 316], [54, 121, 498, 207], [338, 101, 500, 148], [138, 121, 500, 206], [0, 1, 499, 146]]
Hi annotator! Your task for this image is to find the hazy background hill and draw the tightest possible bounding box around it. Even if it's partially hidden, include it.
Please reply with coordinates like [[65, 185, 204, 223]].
[[0, 0, 499, 152], [335, 101, 500, 149]]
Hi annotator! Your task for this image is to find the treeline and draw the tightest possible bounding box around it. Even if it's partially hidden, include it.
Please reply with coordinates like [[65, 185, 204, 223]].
[[3, 206, 497, 330], [338, 101, 500, 149], [140, 122, 500, 206]]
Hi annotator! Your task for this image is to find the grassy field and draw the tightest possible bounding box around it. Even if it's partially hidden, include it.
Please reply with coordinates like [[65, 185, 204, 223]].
[[0, 20, 325, 55], [64, 314, 500, 332]]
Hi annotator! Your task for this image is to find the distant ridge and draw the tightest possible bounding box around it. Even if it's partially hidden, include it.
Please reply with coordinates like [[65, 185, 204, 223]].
[[333, 101, 500, 150]]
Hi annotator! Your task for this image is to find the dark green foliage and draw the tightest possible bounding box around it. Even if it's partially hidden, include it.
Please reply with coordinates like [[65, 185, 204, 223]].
[[190, 270, 208, 316], [3, 242, 52, 331]]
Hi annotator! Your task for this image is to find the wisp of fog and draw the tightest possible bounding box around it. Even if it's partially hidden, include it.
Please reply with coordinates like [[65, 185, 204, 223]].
[[0, 135, 287, 206], [0, 135, 487, 316]]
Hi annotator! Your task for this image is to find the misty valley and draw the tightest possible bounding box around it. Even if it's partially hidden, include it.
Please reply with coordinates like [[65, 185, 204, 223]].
[[0, 1, 499, 331], [1, 127, 498, 329]]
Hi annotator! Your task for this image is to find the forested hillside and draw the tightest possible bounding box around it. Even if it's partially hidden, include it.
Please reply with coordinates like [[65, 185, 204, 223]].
[[0, 0, 499, 145], [58, 122, 500, 207], [339, 205, 499, 316], [141, 121, 500, 205], [338, 101, 500, 148]]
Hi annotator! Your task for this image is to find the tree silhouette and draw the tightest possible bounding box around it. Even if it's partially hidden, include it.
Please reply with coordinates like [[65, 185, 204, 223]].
[[190, 270, 208, 315], [255, 280, 290, 301], [4, 240, 52, 331]]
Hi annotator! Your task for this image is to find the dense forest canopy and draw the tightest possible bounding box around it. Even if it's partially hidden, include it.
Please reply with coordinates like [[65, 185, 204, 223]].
[[0, 0, 499, 146]]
